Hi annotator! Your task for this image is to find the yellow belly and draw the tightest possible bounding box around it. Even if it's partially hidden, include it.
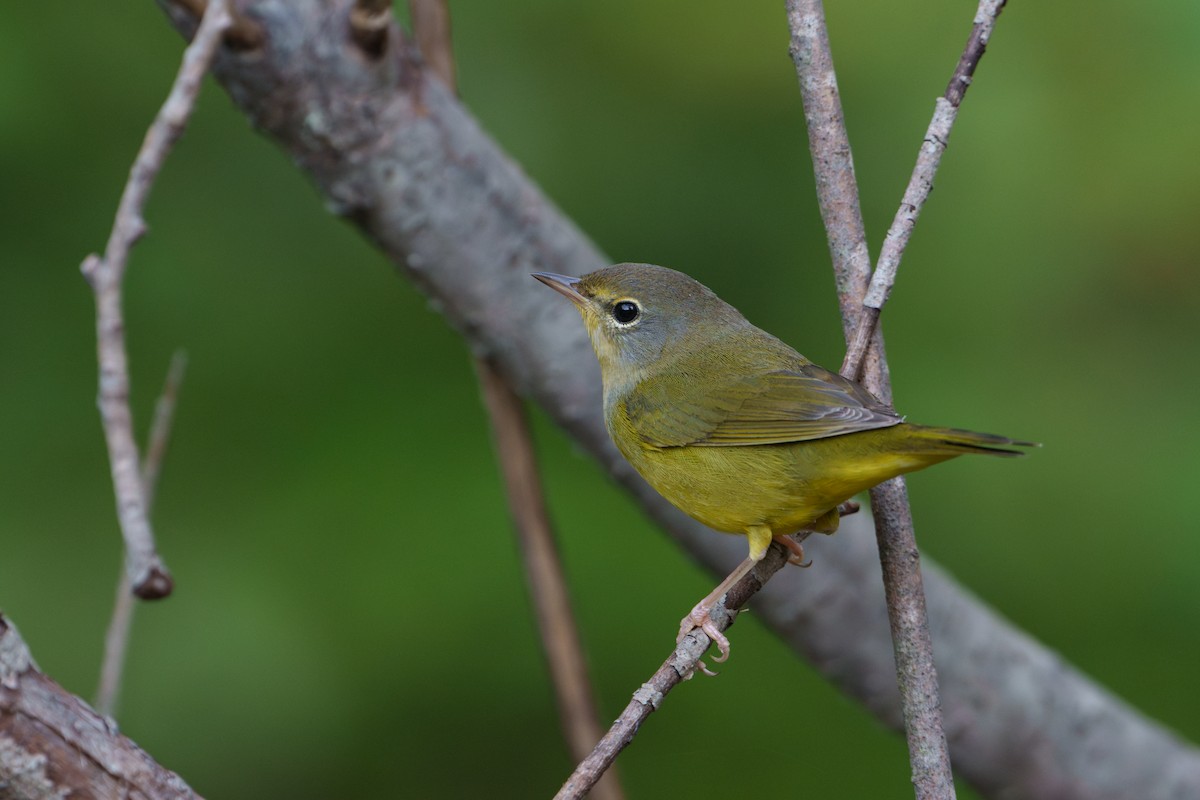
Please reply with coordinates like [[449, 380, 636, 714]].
[[614, 428, 938, 536]]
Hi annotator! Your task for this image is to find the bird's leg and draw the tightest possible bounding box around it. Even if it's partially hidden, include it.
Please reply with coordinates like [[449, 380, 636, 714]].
[[810, 506, 842, 534], [677, 555, 756, 663], [677, 526, 772, 670], [837, 500, 861, 518]]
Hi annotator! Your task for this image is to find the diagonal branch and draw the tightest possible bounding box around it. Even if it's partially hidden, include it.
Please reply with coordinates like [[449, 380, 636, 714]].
[[79, 0, 229, 600], [554, 537, 803, 799], [0, 615, 200, 798], [841, 0, 1008, 382], [154, 4, 1200, 798]]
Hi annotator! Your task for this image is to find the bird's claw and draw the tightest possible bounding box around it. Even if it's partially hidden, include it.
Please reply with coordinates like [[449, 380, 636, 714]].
[[837, 500, 861, 517], [774, 534, 812, 567], [678, 605, 732, 677]]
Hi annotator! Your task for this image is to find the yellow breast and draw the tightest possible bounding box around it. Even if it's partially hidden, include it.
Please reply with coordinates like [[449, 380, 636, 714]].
[[606, 402, 935, 536]]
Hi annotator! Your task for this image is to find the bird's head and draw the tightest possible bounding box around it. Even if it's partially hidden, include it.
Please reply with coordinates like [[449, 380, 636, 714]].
[[533, 263, 747, 390]]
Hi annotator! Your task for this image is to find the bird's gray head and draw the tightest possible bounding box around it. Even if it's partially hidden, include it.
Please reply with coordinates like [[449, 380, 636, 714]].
[[532, 263, 749, 391]]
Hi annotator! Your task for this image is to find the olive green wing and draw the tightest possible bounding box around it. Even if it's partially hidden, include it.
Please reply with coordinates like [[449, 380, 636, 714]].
[[622, 361, 901, 448]]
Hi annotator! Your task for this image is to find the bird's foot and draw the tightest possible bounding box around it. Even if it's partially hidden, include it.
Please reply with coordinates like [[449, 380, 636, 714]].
[[773, 534, 812, 568], [677, 603, 732, 677], [837, 500, 861, 517]]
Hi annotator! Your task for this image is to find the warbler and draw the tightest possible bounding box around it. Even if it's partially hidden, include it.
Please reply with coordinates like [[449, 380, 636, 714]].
[[534, 263, 1032, 665]]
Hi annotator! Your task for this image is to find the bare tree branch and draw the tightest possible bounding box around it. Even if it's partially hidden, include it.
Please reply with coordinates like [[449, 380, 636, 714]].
[[95, 571, 137, 718], [95, 351, 189, 717], [139, 350, 189, 513], [841, 0, 1008, 383], [554, 538, 803, 799], [79, 0, 229, 601], [0, 616, 200, 799], [789, 1, 1008, 796], [153, 3, 1200, 797]]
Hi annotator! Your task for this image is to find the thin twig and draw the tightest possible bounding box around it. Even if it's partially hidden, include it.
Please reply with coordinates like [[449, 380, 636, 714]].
[[95, 351, 189, 717], [80, 0, 227, 600], [96, 571, 135, 716], [554, 539, 801, 800], [557, 500, 852, 795], [140, 351, 189, 512], [408, 0, 456, 89], [351, 0, 393, 56], [841, 0, 1007, 382], [170, 0, 264, 49], [788, 1, 1007, 798], [405, 2, 620, 794], [479, 363, 623, 800]]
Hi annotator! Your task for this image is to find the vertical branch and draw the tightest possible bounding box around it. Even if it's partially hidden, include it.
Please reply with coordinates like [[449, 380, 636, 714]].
[[785, 0, 891, 392], [786, 0, 871, 338], [788, 1, 1006, 797], [96, 351, 189, 716], [394, 4, 621, 797], [79, 0, 229, 600]]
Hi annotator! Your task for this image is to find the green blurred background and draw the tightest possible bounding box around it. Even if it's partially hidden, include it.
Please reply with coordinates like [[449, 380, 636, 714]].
[[2, 1, 1198, 797]]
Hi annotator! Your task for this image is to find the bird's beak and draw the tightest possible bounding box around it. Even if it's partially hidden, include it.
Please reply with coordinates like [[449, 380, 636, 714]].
[[532, 272, 587, 307]]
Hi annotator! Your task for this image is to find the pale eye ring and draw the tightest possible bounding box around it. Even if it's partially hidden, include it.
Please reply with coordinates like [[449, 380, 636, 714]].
[[612, 300, 640, 324]]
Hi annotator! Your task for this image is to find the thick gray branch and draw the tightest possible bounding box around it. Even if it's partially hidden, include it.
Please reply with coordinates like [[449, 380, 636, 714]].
[[156, 2, 1200, 798], [0, 616, 199, 799]]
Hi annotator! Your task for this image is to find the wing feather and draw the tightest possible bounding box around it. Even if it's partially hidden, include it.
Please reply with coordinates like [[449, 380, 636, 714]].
[[622, 357, 901, 448]]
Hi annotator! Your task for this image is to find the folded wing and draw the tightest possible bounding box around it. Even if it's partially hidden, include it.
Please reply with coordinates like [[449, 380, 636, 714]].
[[624, 358, 902, 448]]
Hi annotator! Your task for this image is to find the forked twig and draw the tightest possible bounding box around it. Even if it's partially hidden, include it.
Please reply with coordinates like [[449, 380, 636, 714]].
[[841, 0, 1007, 382], [561, 2, 1008, 794], [788, 1, 1007, 798], [79, 0, 228, 599]]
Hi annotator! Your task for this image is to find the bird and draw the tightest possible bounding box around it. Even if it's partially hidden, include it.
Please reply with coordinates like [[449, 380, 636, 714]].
[[533, 263, 1033, 668]]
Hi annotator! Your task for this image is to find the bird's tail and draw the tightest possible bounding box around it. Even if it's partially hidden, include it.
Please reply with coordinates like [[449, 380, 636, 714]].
[[905, 424, 1039, 458]]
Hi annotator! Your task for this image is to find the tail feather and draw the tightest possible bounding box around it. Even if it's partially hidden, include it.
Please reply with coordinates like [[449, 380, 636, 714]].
[[912, 425, 1040, 458]]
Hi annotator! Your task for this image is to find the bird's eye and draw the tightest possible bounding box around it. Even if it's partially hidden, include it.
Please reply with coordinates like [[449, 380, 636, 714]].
[[612, 300, 640, 324]]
